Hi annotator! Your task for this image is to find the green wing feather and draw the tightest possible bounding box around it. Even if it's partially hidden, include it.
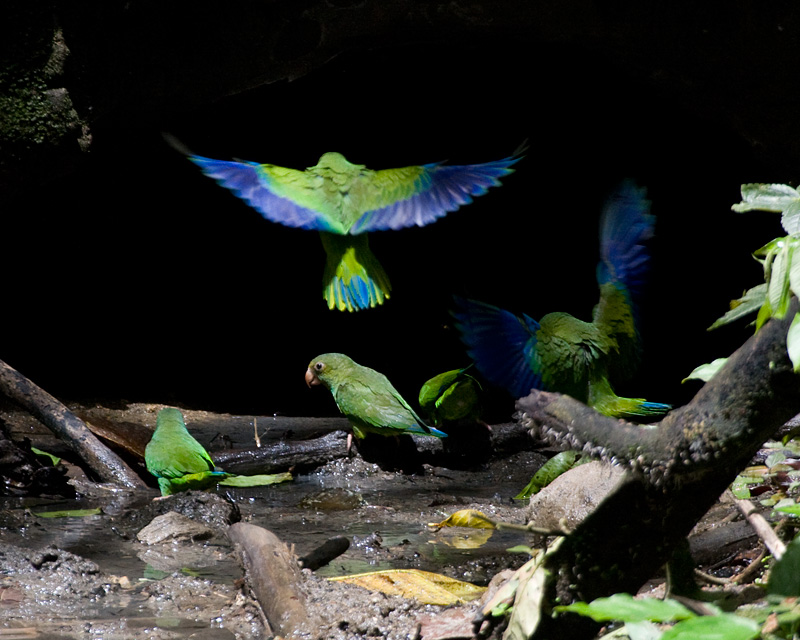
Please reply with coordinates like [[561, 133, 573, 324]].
[[334, 377, 431, 438]]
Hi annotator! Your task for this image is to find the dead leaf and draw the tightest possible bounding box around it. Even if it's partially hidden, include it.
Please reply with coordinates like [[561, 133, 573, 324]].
[[329, 569, 487, 605]]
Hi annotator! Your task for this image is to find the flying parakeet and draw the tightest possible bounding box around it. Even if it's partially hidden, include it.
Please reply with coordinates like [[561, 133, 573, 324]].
[[418, 366, 483, 428], [145, 407, 229, 496], [305, 352, 447, 442], [174, 136, 523, 311], [452, 180, 671, 420]]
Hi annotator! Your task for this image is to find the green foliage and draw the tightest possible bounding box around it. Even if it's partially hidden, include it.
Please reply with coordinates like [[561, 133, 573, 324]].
[[218, 472, 293, 487], [707, 285, 767, 331], [554, 593, 694, 622], [555, 594, 759, 640], [701, 182, 800, 374], [513, 450, 581, 500], [30, 446, 60, 466], [33, 508, 102, 518], [682, 358, 728, 384], [769, 534, 800, 597]]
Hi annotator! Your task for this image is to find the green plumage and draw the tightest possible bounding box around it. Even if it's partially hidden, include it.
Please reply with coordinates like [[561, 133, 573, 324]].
[[305, 353, 447, 440], [418, 367, 482, 427], [453, 180, 671, 420], [177, 138, 522, 312], [144, 408, 228, 496], [533, 286, 662, 418]]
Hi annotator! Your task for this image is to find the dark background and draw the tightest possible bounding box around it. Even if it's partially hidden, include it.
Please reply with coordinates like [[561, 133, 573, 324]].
[[2, 39, 782, 421]]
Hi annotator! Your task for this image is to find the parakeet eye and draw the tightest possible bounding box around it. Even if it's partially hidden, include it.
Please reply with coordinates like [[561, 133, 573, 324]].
[[314, 362, 325, 371]]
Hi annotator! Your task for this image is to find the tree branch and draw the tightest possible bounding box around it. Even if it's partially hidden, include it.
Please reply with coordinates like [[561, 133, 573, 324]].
[[0, 359, 145, 488], [512, 300, 800, 639]]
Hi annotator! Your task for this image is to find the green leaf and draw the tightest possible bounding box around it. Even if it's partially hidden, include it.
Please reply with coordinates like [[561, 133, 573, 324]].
[[755, 295, 774, 332], [682, 358, 728, 383], [732, 183, 800, 213], [782, 200, 800, 234], [773, 498, 800, 517], [768, 532, 800, 596], [622, 620, 663, 640], [660, 613, 759, 640], [707, 285, 767, 330], [788, 312, 800, 373], [514, 451, 580, 500], [506, 545, 536, 555], [33, 508, 102, 518], [30, 447, 61, 466], [767, 244, 791, 320], [554, 594, 695, 623], [789, 239, 800, 296], [766, 451, 787, 468], [218, 472, 292, 487], [754, 236, 784, 259], [731, 472, 764, 499]]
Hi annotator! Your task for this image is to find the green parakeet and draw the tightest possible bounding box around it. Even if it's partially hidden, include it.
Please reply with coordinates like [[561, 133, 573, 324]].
[[173, 137, 522, 311], [452, 180, 671, 420], [305, 353, 447, 441], [418, 367, 483, 428], [145, 407, 229, 496]]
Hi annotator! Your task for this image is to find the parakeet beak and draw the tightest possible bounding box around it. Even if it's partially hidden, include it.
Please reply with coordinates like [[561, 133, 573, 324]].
[[305, 368, 321, 387]]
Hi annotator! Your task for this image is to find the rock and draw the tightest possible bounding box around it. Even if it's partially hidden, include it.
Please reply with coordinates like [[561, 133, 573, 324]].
[[526, 461, 627, 530], [137, 511, 216, 545]]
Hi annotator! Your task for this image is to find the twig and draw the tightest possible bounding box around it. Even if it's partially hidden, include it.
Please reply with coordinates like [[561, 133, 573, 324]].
[[729, 490, 787, 561]]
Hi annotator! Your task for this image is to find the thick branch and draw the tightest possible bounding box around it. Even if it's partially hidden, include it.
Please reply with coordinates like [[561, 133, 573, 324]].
[[517, 299, 800, 488], [0, 359, 145, 488], [513, 302, 800, 639]]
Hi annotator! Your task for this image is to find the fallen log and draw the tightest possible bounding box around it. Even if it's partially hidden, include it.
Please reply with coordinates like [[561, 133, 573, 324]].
[[228, 522, 321, 639], [213, 430, 350, 474], [0, 359, 145, 488]]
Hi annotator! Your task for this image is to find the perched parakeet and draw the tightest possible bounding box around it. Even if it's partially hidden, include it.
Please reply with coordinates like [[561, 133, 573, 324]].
[[144, 408, 229, 496], [418, 367, 483, 428], [176, 138, 523, 311], [305, 353, 447, 441], [452, 180, 671, 420]]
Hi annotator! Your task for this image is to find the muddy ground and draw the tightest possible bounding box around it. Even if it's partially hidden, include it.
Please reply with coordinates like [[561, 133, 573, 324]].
[[0, 402, 770, 639]]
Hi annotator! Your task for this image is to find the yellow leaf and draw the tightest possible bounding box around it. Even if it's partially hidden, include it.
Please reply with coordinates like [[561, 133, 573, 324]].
[[428, 509, 497, 530], [328, 569, 487, 605]]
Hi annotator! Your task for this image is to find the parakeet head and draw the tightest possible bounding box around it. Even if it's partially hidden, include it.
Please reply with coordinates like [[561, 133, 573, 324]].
[[312, 152, 364, 174], [305, 352, 355, 390]]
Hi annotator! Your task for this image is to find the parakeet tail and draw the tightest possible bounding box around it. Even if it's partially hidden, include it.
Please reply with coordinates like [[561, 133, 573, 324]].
[[588, 376, 671, 420], [406, 423, 448, 438], [320, 232, 391, 312], [451, 296, 543, 398], [598, 397, 672, 420]]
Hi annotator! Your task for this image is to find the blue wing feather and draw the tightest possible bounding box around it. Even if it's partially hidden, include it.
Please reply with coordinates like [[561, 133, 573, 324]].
[[452, 297, 543, 399], [189, 156, 341, 232], [596, 180, 655, 302], [350, 154, 523, 233]]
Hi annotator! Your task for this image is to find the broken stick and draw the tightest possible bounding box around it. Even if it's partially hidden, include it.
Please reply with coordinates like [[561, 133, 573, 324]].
[[228, 522, 321, 638]]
